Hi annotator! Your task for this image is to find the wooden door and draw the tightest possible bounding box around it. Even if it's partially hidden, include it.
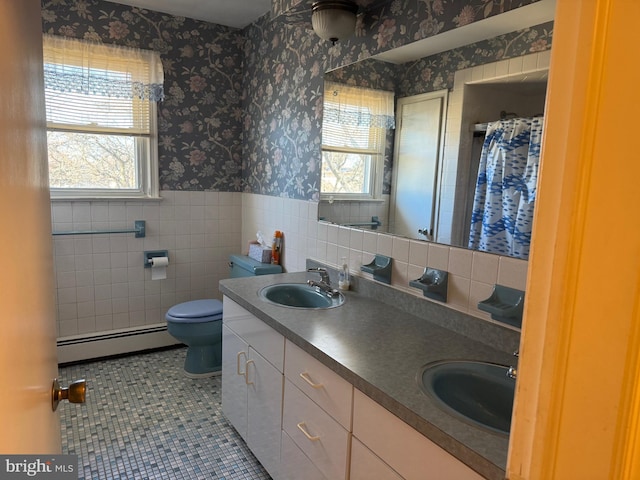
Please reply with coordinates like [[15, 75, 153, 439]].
[[0, 0, 61, 453]]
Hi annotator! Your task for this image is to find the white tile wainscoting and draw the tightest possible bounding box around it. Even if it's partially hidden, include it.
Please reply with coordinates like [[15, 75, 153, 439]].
[[241, 193, 527, 329], [51, 190, 525, 362], [51, 191, 242, 361]]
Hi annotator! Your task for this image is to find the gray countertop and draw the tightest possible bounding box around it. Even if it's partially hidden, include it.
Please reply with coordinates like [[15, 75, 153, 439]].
[[219, 269, 517, 480]]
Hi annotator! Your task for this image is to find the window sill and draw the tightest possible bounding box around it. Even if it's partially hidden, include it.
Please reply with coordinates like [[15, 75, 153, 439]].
[[320, 197, 386, 204]]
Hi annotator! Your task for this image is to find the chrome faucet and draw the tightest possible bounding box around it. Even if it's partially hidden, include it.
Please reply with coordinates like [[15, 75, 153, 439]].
[[307, 267, 330, 284], [307, 268, 339, 297]]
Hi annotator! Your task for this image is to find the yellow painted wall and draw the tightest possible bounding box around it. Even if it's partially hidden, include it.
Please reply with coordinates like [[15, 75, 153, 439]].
[[507, 0, 640, 478]]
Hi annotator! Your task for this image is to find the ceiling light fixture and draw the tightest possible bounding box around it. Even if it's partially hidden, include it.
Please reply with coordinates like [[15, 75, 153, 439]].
[[311, 0, 358, 45]]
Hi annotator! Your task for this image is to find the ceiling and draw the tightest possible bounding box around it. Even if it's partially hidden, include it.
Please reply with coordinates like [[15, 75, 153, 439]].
[[107, 0, 272, 28]]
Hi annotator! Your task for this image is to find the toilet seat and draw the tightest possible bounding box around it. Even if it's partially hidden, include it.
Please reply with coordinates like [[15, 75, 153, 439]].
[[166, 299, 223, 323]]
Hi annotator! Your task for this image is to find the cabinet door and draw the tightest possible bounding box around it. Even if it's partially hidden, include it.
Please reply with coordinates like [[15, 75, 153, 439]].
[[350, 437, 403, 480], [221, 325, 249, 440], [247, 346, 283, 478], [223, 296, 284, 370]]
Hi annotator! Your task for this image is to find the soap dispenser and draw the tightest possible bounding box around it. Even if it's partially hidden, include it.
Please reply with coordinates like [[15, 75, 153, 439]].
[[338, 257, 350, 291]]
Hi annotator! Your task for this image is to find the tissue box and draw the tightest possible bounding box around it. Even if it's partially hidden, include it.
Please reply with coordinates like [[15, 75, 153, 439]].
[[248, 243, 272, 263]]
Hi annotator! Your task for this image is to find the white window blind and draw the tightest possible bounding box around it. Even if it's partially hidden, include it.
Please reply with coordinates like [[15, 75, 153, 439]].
[[321, 82, 394, 198], [42, 35, 164, 197], [43, 34, 164, 135], [323, 82, 395, 129]]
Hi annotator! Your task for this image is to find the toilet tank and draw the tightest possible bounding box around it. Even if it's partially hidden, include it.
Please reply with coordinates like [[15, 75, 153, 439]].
[[229, 254, 283, 278]]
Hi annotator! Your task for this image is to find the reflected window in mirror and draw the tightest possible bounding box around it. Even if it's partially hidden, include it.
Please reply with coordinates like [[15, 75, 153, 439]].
[[317, 8, 554, 258], [321, 82, 395, 201]]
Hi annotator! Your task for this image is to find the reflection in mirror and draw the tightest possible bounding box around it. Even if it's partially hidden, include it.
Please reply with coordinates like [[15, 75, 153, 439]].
[[320, 64, 397, 231], [318, 22, 552, 260], [389, 90, 447, 242], [444, 69, 548, 260], [320, 82, 395, 204]]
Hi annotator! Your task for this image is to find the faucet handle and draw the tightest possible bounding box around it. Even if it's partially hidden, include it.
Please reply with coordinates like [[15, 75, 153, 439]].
[[513, 349, 519, 357]]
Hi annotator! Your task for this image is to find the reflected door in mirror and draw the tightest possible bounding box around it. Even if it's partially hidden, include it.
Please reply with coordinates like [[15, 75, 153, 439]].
[[389, 90, 447, 241]]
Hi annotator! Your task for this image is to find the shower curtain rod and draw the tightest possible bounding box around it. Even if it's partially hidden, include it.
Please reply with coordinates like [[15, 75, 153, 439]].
[[472, 112, 544, 133], [473, 110, 520, 132]]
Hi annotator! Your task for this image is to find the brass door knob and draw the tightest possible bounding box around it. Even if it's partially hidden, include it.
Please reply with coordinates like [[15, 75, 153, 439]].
[[52, 378, 86, 412]]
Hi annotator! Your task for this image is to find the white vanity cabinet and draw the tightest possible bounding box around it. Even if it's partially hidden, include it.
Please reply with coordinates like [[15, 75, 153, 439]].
[[220, 295, 489, 480], [281, 340, 353, 480], [352, 389, 484, 480], [221, 325, 249, 438], [221, 297, 284, 478]]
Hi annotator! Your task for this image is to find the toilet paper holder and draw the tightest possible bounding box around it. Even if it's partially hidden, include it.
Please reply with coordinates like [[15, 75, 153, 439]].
[[144, 250, 169, 268]]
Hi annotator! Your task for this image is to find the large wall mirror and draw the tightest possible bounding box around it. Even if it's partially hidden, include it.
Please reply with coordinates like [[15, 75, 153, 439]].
[[318, 0, 555, 260]]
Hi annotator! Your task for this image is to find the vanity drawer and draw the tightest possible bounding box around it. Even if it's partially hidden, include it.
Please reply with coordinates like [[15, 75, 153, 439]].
[[284, 339, 353, 428], [350, 437, 403, 480], [353, 389, 483, 480], [283, 378, 350, 480], [280, 430, 327, 480]]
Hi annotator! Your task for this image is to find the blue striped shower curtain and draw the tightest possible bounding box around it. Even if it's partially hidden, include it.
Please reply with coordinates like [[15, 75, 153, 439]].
[[468, 117, 544, 260]]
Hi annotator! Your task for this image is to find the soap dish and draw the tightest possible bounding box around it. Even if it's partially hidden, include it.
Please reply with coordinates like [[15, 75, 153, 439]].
[[361, 254, 392, 284], [477, 285, 525, 328], [409, 268, 448, 302]]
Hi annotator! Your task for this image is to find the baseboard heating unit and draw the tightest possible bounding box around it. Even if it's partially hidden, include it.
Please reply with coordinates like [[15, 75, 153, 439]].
[[57, 324, 181, 364]]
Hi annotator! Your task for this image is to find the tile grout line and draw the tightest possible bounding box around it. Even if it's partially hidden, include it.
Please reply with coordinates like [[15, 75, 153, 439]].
[[59, 347, 271, 480]]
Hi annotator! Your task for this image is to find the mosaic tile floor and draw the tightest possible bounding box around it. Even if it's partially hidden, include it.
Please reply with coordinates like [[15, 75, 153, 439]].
[[59, 347, 272, 480]]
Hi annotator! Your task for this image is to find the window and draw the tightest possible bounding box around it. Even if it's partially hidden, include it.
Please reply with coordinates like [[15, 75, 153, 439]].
[[42, 35, 164, 198], [321, 82, 395, 200]]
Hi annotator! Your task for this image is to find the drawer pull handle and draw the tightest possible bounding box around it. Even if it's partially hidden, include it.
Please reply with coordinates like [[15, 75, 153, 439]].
[[299, 372, 324, 389], [297, 422, 320, 441], [245, 360, 255, 385], [237, 351, 247, 376]]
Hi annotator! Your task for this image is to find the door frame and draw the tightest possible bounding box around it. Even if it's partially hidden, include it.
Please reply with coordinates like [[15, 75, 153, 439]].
[[507, 0, 640, 478]]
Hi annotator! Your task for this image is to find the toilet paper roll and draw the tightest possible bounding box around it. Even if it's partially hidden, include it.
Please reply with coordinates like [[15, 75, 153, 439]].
[[150, 256, 169, 280]]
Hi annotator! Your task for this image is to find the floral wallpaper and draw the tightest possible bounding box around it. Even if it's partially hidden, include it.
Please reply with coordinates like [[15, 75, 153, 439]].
[[243, 0, 553, 201], [321, 21, 553, 195], [41, 0, 245, 191], [40, 0, 552, 199], [276, 0, 543, 67], [394, 21, 552, 98], [326, 22, 552, 97]]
